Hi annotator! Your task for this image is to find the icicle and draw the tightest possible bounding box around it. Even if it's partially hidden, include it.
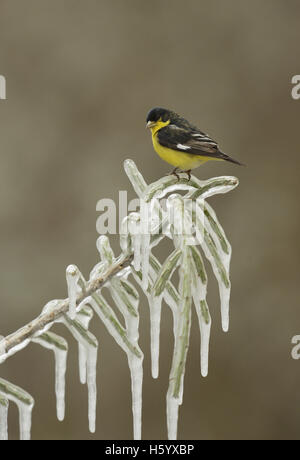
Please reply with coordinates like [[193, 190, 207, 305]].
[[192, 296, 211, 377], [194, 201, 231, 332], [19, 402, 34, 440], [133, 256, 178, 344], [203, 232, 231, 332], [167, 390, 180, 441], [126, 302, 143, 440], [150, 248, 182, 378], [133, 262, 168, 362], [78, 345, 87, 384], [60, 315, 98, 433], [148, 255, 179, 339], [219, 284, 230, 332], [54, 347, 67, 421], [132, 232, 141, 272], [150, 202, 170, 248], [86, 345, 97, 433], [0, 378, 34, 440], [77, 307, 98, 433], [33, 332, 68, 421], [140, 199, 150, 290], [166, 244, 192, 440], [149, 296, 162, 379], [77, 306, 94, 385], [120, 215, 132, 255], [127, 353, 143, 440], [189, 245, 211, 377], [90, 294, 142, 358], [203, 201, 231, 333], [202, 201, 231, 256], [167, 194, 187, 250], [128, 213, 141, 271], [123, 296, 143, 440], [66, 265, 80, 319], [134, 254, 178, 338], [108, 274, 143, 440], [0, 396, 8, 440], [198, 300, 211, 377]]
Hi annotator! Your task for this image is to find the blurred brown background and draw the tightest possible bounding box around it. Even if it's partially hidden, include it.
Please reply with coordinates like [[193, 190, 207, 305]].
[[0, 0, 299, 440]]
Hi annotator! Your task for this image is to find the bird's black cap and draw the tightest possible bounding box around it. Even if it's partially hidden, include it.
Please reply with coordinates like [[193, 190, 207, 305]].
[[146, 107, 172, 123]]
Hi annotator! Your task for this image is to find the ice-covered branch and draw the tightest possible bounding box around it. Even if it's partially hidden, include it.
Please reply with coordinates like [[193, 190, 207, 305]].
[[0, 159, 239, 440], [0, 254, 133, 362]]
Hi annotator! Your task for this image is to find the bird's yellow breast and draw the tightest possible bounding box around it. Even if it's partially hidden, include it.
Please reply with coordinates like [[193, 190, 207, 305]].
[[151, 130, 209, 170]]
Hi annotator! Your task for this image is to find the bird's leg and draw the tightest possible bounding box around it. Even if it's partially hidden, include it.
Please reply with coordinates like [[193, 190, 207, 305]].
[[183, 169, 191, 181], [168, 167, 180, 181]]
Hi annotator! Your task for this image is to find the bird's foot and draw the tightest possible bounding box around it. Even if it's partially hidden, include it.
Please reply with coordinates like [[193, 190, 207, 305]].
[[182, 169, 192, 181], [168, 167, 180, 181]]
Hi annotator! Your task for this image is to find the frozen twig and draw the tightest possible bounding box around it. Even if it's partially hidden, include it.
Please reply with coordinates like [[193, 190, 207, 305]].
[[0, 159, 239, 440], [0, 254, 133, 362]]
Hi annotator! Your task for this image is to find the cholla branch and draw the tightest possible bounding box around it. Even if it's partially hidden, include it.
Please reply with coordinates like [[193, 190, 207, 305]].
[[0, 159, 239, 441], [0, 254, 133, 361]]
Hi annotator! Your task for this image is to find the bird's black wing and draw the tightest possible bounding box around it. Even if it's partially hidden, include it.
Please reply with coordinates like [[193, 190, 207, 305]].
[[157, 124, 221, 158], [157, 124, 242, 165]]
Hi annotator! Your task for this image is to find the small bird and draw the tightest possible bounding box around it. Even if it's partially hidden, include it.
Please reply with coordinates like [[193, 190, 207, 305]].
[[146, 107, 243, 180]]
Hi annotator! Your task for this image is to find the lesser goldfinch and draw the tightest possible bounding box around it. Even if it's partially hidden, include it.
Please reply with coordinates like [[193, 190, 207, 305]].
[[146, 107, 243, 179]]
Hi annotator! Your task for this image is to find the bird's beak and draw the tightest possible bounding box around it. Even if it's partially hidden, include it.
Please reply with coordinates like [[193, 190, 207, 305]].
[[146, 121, 156, 129]]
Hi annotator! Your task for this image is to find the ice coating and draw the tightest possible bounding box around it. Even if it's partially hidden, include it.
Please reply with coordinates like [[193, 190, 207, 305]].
[[189, 245, 211, 377], [124, 158, 148, 197], [0, 338, 31, 364], [91, 295, 143, 439], [59, 315, 98, 433], [124, 299, 143, 440], [55, 347, 67, 421], [128, 354, 143, 440], [150, 248, 182, 379], [0, 396, 8, 440], [108, 275, 143, 439], [167, 391, 180, 441], [203, 201, 231, 332], [0, 378, 34, 440], [166, 288, 192, 441], [78, 345, 87, 384], [97, 235, 115, 265], [194, 200, 231, 332], [149, 255, 179, 338], [165, 201, 193, 440], [76, 307, 94, 385], [132, 256, 178, 367], [193, 295, 211, 377], [33, 332, 68, 421], [86, 346, 97, 433], [140, 199, 150, 290], [149, 296, 162, 379], [132, 232, 141, 272], [0, 159, 238, 440], [19, 402, 34, 440], [66, 265, 80, 320], [128, 213, 142, 271]]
